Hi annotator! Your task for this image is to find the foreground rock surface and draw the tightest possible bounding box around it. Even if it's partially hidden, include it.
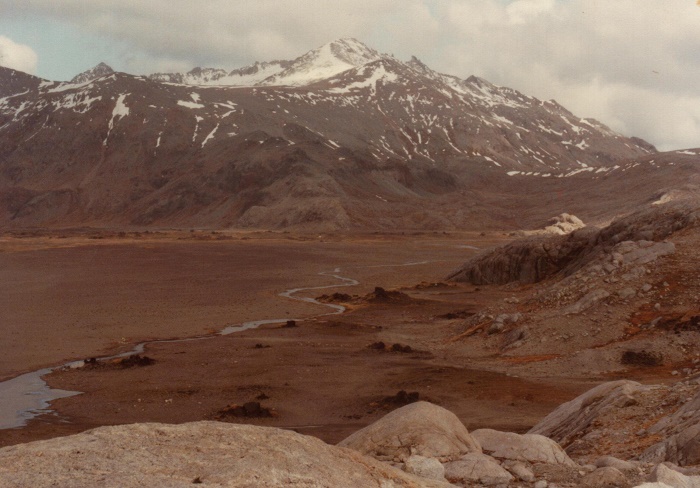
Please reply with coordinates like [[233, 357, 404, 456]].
[[0, 421, 450, 488]]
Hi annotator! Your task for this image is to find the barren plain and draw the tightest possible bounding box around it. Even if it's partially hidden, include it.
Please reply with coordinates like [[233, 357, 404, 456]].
[[0, 230, 596, 448]]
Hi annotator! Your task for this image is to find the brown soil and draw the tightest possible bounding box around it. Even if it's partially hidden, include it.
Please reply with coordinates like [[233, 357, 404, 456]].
[[0, 227, 684, 449]]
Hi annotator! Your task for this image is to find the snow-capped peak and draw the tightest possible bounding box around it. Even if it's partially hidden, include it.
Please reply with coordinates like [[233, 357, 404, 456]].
[[70, 62, 114, 84], [258, 38, 383, 86], [327, 38, 382, 67]]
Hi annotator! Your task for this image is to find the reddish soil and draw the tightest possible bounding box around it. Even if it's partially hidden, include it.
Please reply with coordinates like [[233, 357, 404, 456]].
[[0, 230, 595, 448]]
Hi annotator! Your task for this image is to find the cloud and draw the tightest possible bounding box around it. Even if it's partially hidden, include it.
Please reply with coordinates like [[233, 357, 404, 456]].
[[0, 0, 698, 150], [0, 35, 38, 74], [506, 0, 556, 25]]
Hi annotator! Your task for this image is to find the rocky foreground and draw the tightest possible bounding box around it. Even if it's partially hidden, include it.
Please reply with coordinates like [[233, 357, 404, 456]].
[[1, 392, 700, 487]]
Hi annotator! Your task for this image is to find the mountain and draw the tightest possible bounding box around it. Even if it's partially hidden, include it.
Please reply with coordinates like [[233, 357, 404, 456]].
[[0, 39, 696, 231], [70, 62, 115, 84]]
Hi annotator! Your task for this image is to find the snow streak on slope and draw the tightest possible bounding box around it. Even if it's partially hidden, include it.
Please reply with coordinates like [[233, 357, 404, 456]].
[[104, 93, 129, 145]]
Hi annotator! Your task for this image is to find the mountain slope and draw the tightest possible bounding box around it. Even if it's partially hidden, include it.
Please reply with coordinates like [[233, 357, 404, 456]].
[[0, 39, 693, 231]]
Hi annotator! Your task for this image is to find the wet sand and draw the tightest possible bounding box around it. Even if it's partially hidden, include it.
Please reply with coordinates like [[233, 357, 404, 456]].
[[0, 230, 593, 447]]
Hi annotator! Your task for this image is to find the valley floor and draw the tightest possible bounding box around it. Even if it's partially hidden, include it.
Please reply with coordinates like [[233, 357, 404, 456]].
[[0, 229, 684, 448]]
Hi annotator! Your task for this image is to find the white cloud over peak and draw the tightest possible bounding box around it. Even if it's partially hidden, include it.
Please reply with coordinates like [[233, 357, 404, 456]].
[[506, 0, 556, 25], [0, 35, 38, 74]]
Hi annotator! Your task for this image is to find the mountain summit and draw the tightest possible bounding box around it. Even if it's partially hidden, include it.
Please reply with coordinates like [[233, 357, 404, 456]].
[[70, 62, 115, 84], [258, 38, 383, 86]]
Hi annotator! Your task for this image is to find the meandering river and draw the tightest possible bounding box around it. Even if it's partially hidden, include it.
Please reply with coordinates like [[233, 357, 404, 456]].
[[0, 268, 360, 430]]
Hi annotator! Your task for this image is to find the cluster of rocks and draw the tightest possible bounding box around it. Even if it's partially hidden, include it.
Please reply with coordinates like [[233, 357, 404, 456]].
[[317, 286, 413, 305], [3, 391, 700, 487], [78, 354, 156, 370]]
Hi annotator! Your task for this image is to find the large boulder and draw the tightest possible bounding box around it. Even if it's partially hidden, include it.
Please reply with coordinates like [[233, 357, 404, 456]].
[[338, 401, 481, 462], [544, 213, 586, 235], [0, 421, 451, 488], [529, 380, 649, 447], [471, 428, 577, 466]]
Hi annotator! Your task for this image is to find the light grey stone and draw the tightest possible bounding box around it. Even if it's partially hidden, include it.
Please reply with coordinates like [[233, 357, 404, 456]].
[[618, 287, 637, 299], [443, 452, 513, 485], [403, 455, 446, 481], [471, 429, 576, 466], [580, 466, 629, 487], [562, 289, 610, 315], [503, 460, 535, 481], [594, 455, 637, 472], [645, 463, 700, 488]]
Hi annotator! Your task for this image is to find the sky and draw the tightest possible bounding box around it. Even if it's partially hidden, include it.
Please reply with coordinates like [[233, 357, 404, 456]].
[[0, 0, 698, 151]]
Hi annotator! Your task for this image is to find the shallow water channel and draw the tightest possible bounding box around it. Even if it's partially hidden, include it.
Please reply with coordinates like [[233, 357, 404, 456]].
[[0, 269, 359, 430]]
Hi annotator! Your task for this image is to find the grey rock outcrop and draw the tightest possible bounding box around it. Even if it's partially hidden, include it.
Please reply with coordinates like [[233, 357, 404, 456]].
[[446, 229, 592, 284], [448, 200, 697, 285], [0, 421, 451, 488], [638, 387, 700, 466], [642, 424, 700, 467], [471, 428, 577, 466], [338, 401, 481, 462]]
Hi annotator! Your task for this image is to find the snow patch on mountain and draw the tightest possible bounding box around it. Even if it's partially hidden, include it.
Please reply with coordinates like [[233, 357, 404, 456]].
[[46, 80, 94, 94], [104, 93, 129, 146], [202, 124, 219, 147], [328, 64, 398, 95], [55, 92, 102, 114], [177, 100, 205, 109]]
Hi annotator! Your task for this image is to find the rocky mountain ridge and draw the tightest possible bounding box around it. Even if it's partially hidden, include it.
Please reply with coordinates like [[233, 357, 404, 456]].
[[0, 38, 695, 230], [148, 38, 384, 87]]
